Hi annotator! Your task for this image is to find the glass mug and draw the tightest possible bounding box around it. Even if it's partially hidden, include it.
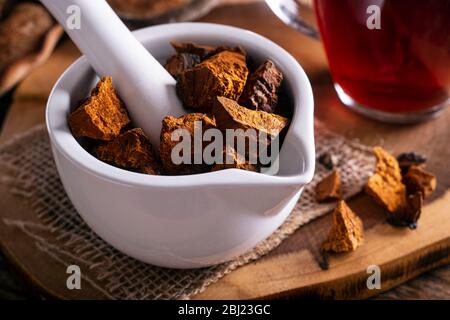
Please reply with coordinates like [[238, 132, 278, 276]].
[[266, 0, 450, 123]]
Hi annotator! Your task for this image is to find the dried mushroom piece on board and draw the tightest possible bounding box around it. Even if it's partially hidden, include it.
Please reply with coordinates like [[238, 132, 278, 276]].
[[388, 192, 423, 229], [403, 165, 437, 198], [238, 60, 283, 113], [365, 146, 407, 213], [160, 113, 216, 175], [176, 50, 248, 110], [316, 170, 342, 202], [397, 152, 426, 173], [365, 147, 436, 229], [322, 200, 364, 253], [96, 128, 161, 175], [68, 77, 130, 141]]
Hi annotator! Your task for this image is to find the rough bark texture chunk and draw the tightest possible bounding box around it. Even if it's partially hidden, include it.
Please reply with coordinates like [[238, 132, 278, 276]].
[[212, 96, 289, 137], [0, 3, 54, 73], [322, 201, 364, 253], [160, 113, 216, 175], [170, 41, 216, 57], [316, 170, 342, 202], [176, 51, 248, 110], [211, 145, 258, 172], [165, 53, 202, 79], [170, 42, 246, 60], [403, 165, 437, 198], [166, 42, 246, 79], [206, 45, 246, 59], [212, 97, 289, 163], [238, 60, 283, 113], [96, 128, 160, 175], [388, 192, 423, 229], [397, 152, 426, 173], [365, 146, 407, 213], [165, 41, 214, 79], [68, 76, 130, 141]]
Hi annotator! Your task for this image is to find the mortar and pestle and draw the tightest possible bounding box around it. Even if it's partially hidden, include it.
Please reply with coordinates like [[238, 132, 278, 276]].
[[42, 0, 315, 268]]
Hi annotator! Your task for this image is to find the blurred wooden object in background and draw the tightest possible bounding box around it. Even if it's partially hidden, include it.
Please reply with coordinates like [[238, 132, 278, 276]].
[[110, 0, 221, 26], [0, 1, 62, 96]]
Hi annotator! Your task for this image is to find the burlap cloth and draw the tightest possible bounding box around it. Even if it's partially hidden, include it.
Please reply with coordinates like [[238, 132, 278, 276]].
[[0, 121, 375, 299]]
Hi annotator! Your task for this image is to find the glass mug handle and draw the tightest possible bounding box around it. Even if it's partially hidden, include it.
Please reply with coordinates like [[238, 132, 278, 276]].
[[265, 0, 320, 39]]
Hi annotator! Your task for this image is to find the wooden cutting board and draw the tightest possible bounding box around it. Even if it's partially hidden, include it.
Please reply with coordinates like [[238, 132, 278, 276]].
[[0, 2, 449, 300]]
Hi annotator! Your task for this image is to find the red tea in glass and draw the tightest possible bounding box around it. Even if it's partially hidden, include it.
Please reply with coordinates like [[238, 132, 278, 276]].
[[267, 0, 450, 122]]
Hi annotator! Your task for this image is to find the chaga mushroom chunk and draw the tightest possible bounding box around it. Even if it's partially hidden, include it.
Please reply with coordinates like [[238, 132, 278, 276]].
[[388, 192, 423, 229], [365, 146, 407, 213], [212, 96, 289, 137], [397, 152, 426, 173], [165, 42, 214, 79], [403, 165, 437, 198], [322, 200, 364, 253], [238, 60, 283, 113], [165, 53, 203, 79], [171, 41, 246, 59], [316, 170, 342, 203], [160, 113, 216, 175], [211, 145, 258, 173], [170, 41, 216, 57], [165, 42, 247, 79], [176, 51, 249, 111], [212, 96, 289, 163], [68, 76, 130, 141], [96, 128, 161, 175]]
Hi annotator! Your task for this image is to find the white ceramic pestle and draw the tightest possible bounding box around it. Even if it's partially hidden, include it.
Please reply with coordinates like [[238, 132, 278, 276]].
[[40, 0, 184, 147]]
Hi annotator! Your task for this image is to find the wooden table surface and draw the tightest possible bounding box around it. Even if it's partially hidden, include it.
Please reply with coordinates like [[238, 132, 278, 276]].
[[0, 1, 449, 299]]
